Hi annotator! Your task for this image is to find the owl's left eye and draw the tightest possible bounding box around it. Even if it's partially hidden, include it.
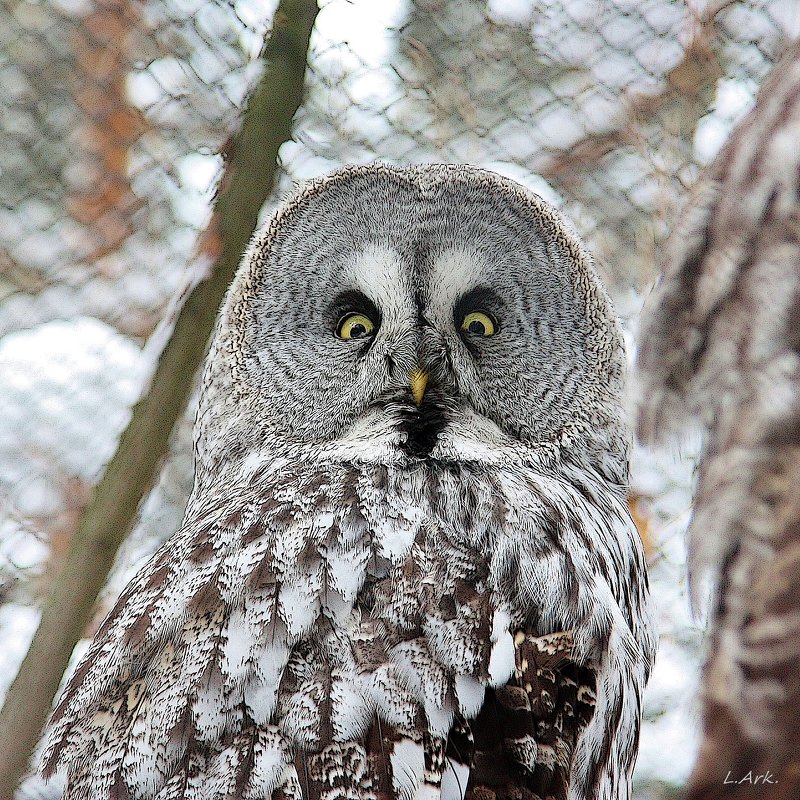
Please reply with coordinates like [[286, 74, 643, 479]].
[[337, 312, 376, 340]]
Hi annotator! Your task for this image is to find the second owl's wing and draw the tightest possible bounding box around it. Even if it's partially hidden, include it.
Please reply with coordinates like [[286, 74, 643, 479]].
[[637, 38, 800, 800]]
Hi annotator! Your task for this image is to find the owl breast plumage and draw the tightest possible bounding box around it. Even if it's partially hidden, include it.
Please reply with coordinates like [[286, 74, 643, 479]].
[[42, 164, 655, 800]]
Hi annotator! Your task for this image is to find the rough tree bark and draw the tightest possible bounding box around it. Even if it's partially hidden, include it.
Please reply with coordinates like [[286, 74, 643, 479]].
[[0, 0, 319, 794]]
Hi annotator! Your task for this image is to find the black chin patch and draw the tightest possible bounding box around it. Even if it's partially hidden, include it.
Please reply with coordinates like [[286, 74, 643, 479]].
[[399, 392, 449, 458]]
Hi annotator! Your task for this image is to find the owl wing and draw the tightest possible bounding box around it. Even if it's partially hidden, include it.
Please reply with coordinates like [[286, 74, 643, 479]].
[[636, 38, 800, 800], [42, 462, 650, 800], [41, 488, 298, 798]]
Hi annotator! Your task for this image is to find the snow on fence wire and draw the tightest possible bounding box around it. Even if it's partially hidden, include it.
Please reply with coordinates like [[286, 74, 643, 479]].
[[0, 0, 795, 795]]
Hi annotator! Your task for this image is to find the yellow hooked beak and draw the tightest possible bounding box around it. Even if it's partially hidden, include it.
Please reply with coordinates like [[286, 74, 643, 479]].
[[409, 367, 429, 407]]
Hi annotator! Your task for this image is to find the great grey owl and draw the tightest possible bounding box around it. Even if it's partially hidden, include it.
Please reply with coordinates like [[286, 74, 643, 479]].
[[42, 164, 655, 800]]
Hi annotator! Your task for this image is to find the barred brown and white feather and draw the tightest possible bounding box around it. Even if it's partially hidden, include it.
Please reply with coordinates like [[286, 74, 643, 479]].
[[43, 164, 654, 800], [462, 630, 596, 800], [636, 39, 800, 800]]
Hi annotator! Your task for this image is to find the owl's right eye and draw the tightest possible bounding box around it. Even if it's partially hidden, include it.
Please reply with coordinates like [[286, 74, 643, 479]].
[[337, 312, 376, 340]]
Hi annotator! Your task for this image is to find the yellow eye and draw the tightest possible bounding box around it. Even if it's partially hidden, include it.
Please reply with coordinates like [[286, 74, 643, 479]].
[[460, 311, 496, 337], [337, 312, 375, 340]]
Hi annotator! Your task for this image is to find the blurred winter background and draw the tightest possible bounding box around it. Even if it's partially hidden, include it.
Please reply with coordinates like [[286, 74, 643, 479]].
[[1, 0, 797, 796]]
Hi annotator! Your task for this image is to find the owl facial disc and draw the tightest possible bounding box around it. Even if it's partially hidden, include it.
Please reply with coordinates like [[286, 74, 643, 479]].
[[194, 164, 629, 484]]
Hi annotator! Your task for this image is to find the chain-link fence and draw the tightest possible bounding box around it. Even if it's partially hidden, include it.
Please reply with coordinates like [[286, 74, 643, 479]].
[[1, 0, 796, 796]]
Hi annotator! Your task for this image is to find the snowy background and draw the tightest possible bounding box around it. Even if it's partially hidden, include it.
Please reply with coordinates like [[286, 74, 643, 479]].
[[2, 0, 798, 796]]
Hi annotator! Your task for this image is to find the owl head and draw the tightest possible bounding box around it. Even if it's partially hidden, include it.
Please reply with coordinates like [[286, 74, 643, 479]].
[[195, 164, 628, 486]]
